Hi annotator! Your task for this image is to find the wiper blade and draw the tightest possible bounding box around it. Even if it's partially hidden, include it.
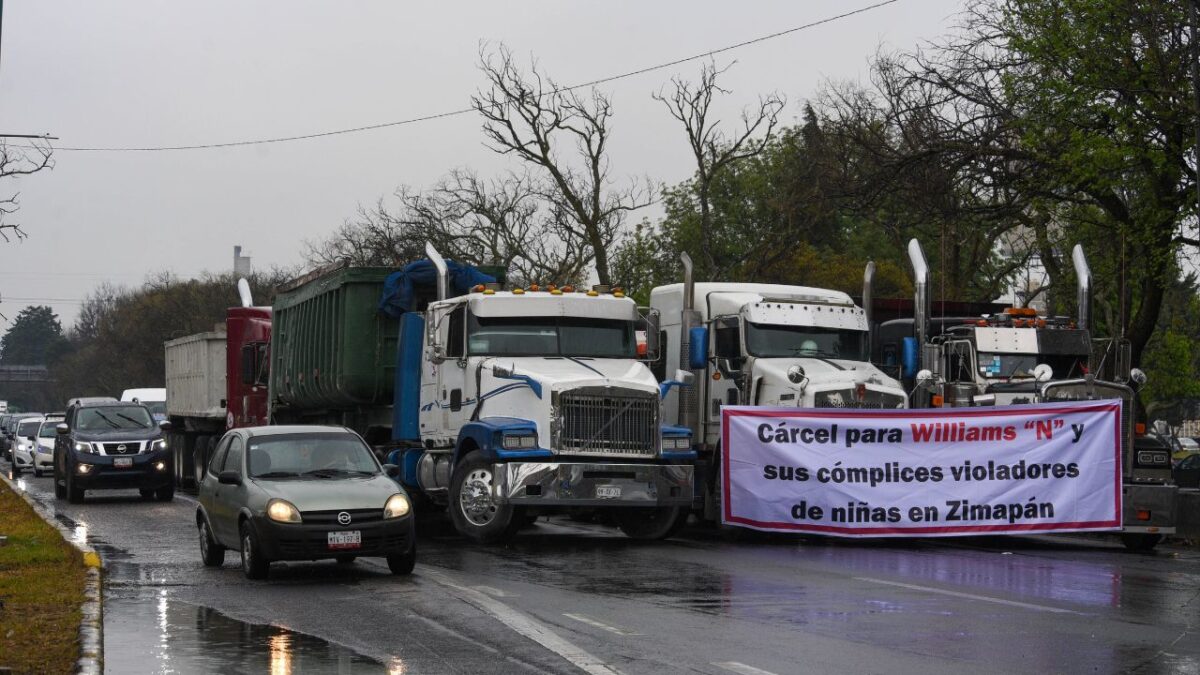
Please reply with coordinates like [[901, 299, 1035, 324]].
[[92, 411, 121, 428], [253, 471, 300, 478], [115, 413, 150, 428], [301, 469, 342, 478]]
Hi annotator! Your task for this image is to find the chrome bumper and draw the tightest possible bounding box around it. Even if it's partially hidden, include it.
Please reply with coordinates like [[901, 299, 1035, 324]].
[[493, 462, 694, 507], [1122, 483, 1177, 534]]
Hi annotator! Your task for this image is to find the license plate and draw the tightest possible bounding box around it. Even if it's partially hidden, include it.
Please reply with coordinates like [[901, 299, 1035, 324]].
[[328, 530, 361, 550], [113, 457, 132, 468], [596, 485, 621, 499]]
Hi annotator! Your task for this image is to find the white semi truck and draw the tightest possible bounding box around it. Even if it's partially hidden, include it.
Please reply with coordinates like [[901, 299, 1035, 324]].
[[650, 253, 907, 519]]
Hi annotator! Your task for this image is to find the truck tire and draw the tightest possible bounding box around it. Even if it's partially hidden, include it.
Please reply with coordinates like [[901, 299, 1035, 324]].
[[1121, 533, 1162, 552], [449, 451, 523, 544], [179, 434, 195, 490], [193, 435, 211, 487], [614, 506, 689, 540]]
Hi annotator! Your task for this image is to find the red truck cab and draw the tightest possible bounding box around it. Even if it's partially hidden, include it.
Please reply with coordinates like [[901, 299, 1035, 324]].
[[225, 306, 272, 429]]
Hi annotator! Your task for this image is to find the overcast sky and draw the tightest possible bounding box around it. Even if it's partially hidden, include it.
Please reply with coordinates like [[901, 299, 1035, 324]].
[[0, 0, 965, 329]]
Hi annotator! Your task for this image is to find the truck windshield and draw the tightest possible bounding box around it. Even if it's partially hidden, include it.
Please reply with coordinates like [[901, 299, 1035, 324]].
[[977, 353, 1089, 380], [744, 322, 869, 361], [468, 316, 636, 358], [76, 406, 154, 431], [246, 433, 380, 479]]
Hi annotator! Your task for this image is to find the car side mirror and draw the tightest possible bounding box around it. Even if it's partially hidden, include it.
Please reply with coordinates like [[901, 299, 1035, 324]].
[[218, 471, 241, 486], [382, 463, 402, 478], [56, 423, 69, 435], [158, 420, 172, 432]]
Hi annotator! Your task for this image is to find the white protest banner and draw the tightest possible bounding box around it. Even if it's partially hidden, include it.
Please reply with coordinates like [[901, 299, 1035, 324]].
[[721, 400, 1122, 536]]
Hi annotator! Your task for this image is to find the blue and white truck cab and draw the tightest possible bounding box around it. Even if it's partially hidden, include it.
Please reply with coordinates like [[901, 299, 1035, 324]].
[[389, 245, 696, 543]]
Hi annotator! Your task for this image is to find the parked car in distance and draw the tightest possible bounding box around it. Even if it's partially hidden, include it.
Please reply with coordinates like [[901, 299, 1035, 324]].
[[195, 426, 416, 580], [1173, 437, 1200, 464], [10, 416, 45, 476], [1175, 453, 1200, 489], [53, 400, 172, 503]]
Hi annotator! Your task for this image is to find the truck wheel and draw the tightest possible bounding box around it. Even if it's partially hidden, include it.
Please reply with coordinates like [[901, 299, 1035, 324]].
[[449, 451, 523, 544], [179, 434, 195, 490], [198, 519, 225, 567], [240, 522, 270, 580], [614, 506, 689, 540], [1121, 533, 1162, 552], [193, 435, 211, 486]]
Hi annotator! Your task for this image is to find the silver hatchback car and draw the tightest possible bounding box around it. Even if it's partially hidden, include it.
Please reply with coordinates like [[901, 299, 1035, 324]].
[[196, 425, 416, 579]]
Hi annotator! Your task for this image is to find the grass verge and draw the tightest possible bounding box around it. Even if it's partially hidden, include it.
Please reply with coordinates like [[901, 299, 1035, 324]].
[[0, 480, 87, 675]]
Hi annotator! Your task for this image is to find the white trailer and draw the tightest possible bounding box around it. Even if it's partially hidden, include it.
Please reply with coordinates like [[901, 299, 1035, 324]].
[[164, 332, 227, 489]]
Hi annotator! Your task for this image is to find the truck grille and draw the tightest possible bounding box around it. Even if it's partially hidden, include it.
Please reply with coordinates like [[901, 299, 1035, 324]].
[[814, 389, 905, 409], [557, 388, 657, 457], [102, 442, 142, 455], [1040, 380, 1133, 475]]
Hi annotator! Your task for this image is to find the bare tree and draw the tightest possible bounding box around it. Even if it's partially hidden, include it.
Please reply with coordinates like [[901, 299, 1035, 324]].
[[0, 141, 53, 241], [654, 61, 785, 278], [472, 45, 652, 285]]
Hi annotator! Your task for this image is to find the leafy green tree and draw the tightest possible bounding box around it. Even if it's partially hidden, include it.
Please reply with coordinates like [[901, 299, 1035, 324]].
[[0, 305, 68, 365]]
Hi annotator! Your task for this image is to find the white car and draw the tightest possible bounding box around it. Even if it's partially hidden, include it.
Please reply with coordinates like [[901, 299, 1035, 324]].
[[31, 418, 61, 477], [10, 416, 45, 476]]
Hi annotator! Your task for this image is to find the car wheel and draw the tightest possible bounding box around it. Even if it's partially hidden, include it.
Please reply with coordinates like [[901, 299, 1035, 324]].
[[32, 468, 42, 477], [240, 522, 270, 580], [139, 488, 156, 500], [67, 472, 85, 504], [198, 519, 226, 567], [335, 555, 357, 565], [614, 506, 689, 540], [155, 487, 175, 502], [386, 541, 416, 576], [449, 451, 523, 544], [54, 465, 66, 499]]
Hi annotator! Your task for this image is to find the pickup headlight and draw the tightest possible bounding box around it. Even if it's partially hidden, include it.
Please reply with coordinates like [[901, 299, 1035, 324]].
[[266, 499, 302, 523], [384, 493, 411, 519], [661, 436, 692, 450], [501, 433, 538, 450], [149, 439, 168, 453], [74, 441, 95, 454]]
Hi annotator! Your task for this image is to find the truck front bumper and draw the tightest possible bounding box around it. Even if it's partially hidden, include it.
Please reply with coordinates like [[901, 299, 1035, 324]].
[[493, 462, 694, 507], [1122, 482, 1177, 534]]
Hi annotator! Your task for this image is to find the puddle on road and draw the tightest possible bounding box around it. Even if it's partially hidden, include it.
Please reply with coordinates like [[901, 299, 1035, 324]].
[[104, 590, 393, 674]]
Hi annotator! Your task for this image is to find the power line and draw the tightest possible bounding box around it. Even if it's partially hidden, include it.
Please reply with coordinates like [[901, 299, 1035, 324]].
[[38, 0, 900, 153]]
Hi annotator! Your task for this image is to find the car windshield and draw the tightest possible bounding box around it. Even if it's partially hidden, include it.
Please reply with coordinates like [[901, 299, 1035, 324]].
[[246, 433, 380, 479], [977, 353, 1089, 380], [17, 420, 43, 437], [75, 406, 154, 431], [468, 316, 637, 358], [38, 424, 57, 439], [743, 322, 869, 361]]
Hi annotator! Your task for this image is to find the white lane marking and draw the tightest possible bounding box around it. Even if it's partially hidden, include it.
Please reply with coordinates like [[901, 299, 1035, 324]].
[[855, 577, 1079, 614], [562, 613, 641, 636], [713, 661, 781, 675], [475, 584, 514, 598], [420, 566, 623, 675]]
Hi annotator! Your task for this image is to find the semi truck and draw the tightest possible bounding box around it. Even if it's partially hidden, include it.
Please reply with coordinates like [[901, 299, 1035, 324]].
[[650, 253, 907, 520], [166, 247, 696, 544], [884, 238, 1176, 549]]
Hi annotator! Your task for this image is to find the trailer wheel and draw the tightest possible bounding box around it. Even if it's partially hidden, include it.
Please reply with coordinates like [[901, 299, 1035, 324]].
[[614, 506, 689, 540], [178, 433, 195, 490], [1121, 533, 1162, 552], [449, 451, 523, 544]]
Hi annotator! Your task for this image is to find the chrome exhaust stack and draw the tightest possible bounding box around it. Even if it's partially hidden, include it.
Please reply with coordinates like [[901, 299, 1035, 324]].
[[863, 260, 876, 357], [426, 241, 448, 301], [907, 238, 931, 371], [679, 252, 700, 434], [237, 278, 254, 308], [1071, 244, 1092, 331]]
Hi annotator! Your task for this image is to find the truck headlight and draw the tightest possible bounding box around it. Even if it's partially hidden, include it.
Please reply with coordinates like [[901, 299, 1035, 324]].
[[266, 499, 302, 523], [384, 493, 411, 519], [74, 441, 95, 454], [661, 436, 692, 450], [149, 439, 167, 453], [1137, 451, 1169, 467], [501, 433, 538, 450]]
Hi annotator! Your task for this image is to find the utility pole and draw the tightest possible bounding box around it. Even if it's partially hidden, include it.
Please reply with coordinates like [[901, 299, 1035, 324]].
[[0, 1, 57, 142], [1192, 0, 1200, 220]]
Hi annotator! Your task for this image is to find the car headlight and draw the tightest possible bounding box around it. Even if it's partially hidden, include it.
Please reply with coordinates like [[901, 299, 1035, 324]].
[[149, 438, 167, 453], [661, 436, 692, 450], [501, 433, 538, 450], [266, 499, 302, 523], [384, 493, 411, 519], [74, 441, 95, 454]]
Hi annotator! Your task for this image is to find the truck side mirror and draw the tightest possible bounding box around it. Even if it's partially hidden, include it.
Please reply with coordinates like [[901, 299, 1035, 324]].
[[902, 337, 920, 379], [240, 344, 256, 385], [688, 326, 709, 370], [642, 309, 661, 362]]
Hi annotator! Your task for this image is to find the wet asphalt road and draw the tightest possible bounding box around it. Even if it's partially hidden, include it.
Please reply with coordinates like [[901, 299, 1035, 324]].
[[5, 464, 1200, 675]]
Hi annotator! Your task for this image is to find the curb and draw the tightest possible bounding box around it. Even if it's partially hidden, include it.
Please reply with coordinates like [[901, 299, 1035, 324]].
[[0, 471, 103, 674]]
